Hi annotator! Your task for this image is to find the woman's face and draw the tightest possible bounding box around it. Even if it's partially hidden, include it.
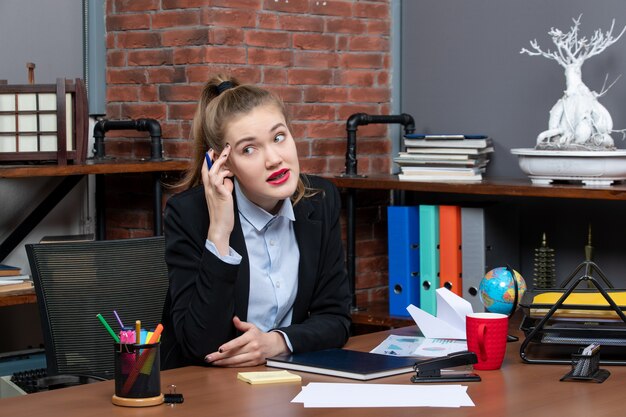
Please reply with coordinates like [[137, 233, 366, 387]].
[[223, 103, 300, 214]]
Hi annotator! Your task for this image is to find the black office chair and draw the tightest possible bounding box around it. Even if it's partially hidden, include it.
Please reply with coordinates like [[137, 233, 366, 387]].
[[25, 236, 169, 389]]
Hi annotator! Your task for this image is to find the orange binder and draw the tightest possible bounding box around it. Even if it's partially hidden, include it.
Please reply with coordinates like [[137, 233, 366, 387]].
[[439, 205, 462, 296]]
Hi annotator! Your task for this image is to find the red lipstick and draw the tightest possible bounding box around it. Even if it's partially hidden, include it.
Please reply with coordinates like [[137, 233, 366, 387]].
[[267, 168, 290, 185]]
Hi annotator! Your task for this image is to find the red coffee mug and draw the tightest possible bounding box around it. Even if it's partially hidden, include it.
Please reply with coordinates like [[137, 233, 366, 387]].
[[466, 312, 508, 370]]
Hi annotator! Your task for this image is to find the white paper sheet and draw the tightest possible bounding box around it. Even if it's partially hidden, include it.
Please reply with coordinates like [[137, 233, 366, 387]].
[[412, 338, 468, 357], [370, 335, 425, 356], [292, 382, 474, 408]]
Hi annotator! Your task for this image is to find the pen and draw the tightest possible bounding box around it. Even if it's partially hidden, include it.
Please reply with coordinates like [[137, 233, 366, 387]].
[[113, 310, 124, 329], [205, 152, 213, 170], [135, 320, 141, 345], [96, 313, 120, 343]]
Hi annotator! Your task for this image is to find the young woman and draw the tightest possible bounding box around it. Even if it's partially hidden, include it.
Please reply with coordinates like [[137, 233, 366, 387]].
[[161, 75, 351, 369]]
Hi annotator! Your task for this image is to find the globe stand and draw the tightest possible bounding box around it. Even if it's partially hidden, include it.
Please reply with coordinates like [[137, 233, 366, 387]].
[[506, 265, 520, 343]]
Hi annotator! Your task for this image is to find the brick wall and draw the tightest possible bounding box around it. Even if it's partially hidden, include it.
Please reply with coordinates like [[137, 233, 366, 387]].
[[104, 0, 392, 304]]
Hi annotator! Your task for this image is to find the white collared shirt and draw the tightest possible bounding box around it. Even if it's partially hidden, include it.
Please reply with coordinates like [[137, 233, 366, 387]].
[[205, 179, 299, 349]]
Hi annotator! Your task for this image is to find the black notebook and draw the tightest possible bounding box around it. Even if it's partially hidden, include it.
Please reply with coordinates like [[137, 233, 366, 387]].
[[266, 349, 417, 381]]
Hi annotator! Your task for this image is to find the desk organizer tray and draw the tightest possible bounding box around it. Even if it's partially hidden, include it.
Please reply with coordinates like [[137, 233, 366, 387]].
[[518, 260, 626, 365]]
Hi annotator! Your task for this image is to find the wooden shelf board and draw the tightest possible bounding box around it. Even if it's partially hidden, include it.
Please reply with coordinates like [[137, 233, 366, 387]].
[[0, 158, 189, 178], [326, 174, 626, 201]]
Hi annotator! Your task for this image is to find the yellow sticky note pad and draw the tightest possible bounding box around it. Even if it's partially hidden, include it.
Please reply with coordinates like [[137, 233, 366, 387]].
[[237, 370, 301, 385]]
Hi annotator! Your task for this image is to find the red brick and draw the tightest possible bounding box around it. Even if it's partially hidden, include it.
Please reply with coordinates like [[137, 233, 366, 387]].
[[336, 70, 375, 86], [107, 50, 126, 67], [244, 30, 290, 48], [306, 122, 344, 139], [294, 51, 339, 68], [348, 87, 390, 103], [354, 2, 388, 19], [164, 140, 193, 159], [162, 0, 206, 9], [209, 27, 245, 45], [293, 33, 335, 50], [128, 49, 174, 66], [173, 47, 207, 64], [326, 18, 367, 34], [356, 238, 388, 257], [304, 86, 348, 103], [160, 122, 183, 139], [248, 48, 293, 66], [117, 32, 161, 49], [168, 103, 197, 120], [106, 103, 122, 119], [377, 71, 389, 86], [290, 123, 307, 140], [211, 0, 262, 9], [140, 85, 158, 101], [289, 104, 335, 121], [287, 69, 332, 85], [265, 85, 302, 103], [107, 85, 139, 102], [121, 103, 167, 120], [360, 138, 390, 154], [310, 0, 352, 17], [162, 29, 208, 46], [263, 68, 288, 84], [367, 19, 390, 35], [299, 157, 328, 173], [107, 68, 147, 84], [279, 15, 324, 32], [160, 84, 202, 101], [340, 53, 384, 69], [113, 0, 158, 12], [107, 14, 151, 31], [295, 139, 310, 157], [312, 138, 344, 156], [263, 0, 308, 13], [205, 47, 247, 64], [147, 67, 187, 83], [202, 9, 256, 28], [258, 13, 279, 30], [152, 10, 200, 28], [348, 36, 389, 52]]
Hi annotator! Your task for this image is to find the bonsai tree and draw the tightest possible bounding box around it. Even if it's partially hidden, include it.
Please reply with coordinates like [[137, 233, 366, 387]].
[[521, 15, 626, 150]]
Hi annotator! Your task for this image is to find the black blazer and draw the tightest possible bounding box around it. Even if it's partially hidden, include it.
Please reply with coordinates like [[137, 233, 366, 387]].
[[160, 175, 351, 369]]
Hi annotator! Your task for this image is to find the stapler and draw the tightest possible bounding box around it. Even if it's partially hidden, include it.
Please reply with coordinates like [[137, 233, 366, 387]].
[[411, 351, 481, 383]]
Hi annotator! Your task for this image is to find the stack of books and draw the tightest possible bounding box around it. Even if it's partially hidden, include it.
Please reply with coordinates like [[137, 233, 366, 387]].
[[394, 134, 493, 181], [0, 264, 33, 294]]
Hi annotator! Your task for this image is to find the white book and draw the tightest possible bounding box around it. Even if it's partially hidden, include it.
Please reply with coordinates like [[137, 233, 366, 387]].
[[397, 152, 479, 161], [402, 167, 484, 176], [404, 138, 493, 148], [405, 147, 494, 155], [398, 173, 483, 182], [395, 159, 488, 168]]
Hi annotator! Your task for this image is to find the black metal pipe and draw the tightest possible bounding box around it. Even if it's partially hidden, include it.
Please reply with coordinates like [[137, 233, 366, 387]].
[[342, 113, 415, 311], [93, 118, 164, 161], [344, 113, 415, 176]]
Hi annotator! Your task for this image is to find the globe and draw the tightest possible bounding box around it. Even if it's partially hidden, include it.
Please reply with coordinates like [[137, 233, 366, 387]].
[[479, 267, 527, 315]]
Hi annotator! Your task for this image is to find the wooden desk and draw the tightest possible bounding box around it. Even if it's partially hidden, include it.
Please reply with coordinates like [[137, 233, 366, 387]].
[[1, 325, 624, 416]]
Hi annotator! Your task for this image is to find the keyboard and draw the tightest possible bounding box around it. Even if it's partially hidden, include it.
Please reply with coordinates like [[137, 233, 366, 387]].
[[10, 368, 47, 394]]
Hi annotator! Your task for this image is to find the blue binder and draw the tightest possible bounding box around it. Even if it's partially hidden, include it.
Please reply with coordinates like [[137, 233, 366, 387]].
[[387, 206, 420, 317], [419, 205, 440, 315]]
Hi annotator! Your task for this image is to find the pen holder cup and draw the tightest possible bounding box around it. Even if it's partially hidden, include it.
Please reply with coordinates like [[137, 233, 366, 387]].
[[560, 349, 610, 383], [112, 343, 164, 407]]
